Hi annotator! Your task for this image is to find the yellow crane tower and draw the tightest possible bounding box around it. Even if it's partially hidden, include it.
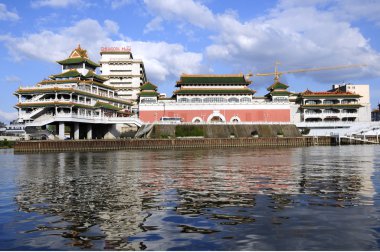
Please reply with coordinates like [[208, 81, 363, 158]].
[[252, 61, 367, 82]]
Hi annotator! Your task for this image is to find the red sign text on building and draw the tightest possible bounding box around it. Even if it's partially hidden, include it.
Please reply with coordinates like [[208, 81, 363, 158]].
[[100, 46, 131, 52]]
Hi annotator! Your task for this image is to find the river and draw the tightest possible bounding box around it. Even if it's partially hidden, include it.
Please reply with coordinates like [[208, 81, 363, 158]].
[[1, 145, 380, 250]]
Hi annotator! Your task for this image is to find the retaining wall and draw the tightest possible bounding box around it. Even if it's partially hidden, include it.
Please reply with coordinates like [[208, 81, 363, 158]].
[[14, 137, 333, 153]]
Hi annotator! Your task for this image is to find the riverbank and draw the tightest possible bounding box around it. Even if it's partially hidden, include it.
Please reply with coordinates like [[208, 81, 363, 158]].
[[13, 136, 377, 153]]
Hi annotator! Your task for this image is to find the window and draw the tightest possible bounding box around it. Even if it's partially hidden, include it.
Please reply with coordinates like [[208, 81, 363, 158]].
[[240, 97, 251, 103], [203, 97, 227, 103], [191, 98, 202, 103], [228, 97, 239, 103], [178, 98, 190, 103]]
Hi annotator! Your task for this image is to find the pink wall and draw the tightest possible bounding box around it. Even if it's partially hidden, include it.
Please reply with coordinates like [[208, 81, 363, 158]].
[[139, 109, 290, 122]]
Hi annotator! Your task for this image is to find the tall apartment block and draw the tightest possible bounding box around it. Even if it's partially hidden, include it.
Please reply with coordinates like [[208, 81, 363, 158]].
[[100, 47, 147, 111]]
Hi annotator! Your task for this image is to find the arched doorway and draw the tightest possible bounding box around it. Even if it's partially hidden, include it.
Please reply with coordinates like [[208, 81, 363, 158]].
[[207, 111, 226, 123], [210, 116, 223, 122]]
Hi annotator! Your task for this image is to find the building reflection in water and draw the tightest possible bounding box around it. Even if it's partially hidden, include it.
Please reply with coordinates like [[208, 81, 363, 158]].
[[14, 146, 376, 250]]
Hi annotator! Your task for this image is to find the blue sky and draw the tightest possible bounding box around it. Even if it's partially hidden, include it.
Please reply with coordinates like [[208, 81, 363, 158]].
[[1, 0, 380, 122]]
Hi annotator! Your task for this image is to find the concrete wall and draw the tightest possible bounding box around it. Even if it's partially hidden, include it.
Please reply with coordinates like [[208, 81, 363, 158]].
[[147, 124, 302, 139]]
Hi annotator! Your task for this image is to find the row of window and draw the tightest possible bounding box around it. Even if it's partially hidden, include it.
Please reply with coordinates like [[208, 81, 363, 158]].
[[305, 99, 358, 105]]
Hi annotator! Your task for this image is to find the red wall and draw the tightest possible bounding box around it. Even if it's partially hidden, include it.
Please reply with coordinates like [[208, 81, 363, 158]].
[[139, 109, 290, 122]]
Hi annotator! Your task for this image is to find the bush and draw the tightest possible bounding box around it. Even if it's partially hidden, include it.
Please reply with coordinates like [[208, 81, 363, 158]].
[[300, 128, 310, 135], [0, 139, 15, 148], [175, 125, 204, 137]]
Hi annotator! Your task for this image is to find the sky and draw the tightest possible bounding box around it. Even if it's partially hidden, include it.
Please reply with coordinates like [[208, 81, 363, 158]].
[[1, 0, 380, 123]]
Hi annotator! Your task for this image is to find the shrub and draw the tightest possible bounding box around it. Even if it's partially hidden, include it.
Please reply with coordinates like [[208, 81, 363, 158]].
[[175, 125, 204, 137]]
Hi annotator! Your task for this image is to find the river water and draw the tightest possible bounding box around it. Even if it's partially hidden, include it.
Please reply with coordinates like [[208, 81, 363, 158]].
[[1, 145, 380, 250]]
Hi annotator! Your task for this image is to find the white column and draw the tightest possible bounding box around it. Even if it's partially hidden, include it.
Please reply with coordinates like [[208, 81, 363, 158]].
[[59, 122, 65, 140], [87, 124, 92, 140], [74, 123, 79, 140], [18, 94, 21, 103]]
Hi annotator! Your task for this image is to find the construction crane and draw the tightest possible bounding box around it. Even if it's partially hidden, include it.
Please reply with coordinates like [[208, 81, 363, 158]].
[[253, 61, 367, 82]]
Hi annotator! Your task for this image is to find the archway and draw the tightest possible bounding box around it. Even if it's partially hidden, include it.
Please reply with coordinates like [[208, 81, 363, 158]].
[[207, 111, 226, 123]]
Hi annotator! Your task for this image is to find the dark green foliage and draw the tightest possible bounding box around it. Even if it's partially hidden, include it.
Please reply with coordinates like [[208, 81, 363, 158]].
[[0, 139, 15, 148], [300, 128, 310, 135], [175, 125, 204, 137]]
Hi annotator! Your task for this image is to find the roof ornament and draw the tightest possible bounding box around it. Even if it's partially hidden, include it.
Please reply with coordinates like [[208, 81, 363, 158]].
[[69, 44, 89, 59]]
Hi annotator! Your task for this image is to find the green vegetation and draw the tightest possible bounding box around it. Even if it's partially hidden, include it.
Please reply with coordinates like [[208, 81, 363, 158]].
[[300, 128, 310, 135], [159, 134, 171, 139], [0, 139, 15, 148], [175, 125, 204, 137]]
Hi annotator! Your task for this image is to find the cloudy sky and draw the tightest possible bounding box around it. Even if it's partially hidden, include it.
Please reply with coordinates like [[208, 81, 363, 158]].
[[1, 0, 380, 122]]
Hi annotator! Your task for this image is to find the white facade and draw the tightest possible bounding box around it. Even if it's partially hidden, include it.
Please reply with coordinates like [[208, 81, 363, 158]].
[[332, 84, 371, 122], [100, 48, 147, 104]]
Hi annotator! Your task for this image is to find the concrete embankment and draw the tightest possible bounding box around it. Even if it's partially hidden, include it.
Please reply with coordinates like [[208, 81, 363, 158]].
[[140, 124, 302, 139], [15, 137, 333, 153]]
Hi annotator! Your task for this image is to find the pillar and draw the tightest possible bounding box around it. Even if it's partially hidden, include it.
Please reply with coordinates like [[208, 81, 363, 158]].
[[74, 122, 79, 140], [59, 122, 65, 140], [87, 124, 92, 140]]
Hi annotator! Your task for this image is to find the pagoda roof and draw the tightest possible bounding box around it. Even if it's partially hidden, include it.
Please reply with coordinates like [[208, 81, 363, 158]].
[[269, 90, 291, 96], [140, 82, 158, 91], [139, 91, 159, 97], [57, 45, 100, 67], [15, 87, 131, 105], [50, 70, 82, 79], [94, 101, 122, 111], [174, 88, 255, 95], [84, 70, 108, 81], [267, 81, 289, 91], [57, 57, 100, 67], [301, 89, 361, 98], [176, 74, 251, 87], [49, 70, 107, 82]]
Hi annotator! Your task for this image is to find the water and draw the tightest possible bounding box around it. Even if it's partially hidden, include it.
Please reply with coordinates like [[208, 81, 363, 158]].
[[1, 145, 380, 250]]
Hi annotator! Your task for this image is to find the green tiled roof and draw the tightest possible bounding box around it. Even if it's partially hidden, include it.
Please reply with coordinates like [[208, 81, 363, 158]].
[[85, 70, 108, 81], [15, 87, 131, 105], [267, 81, 289, 91], [57, 57, 100, 67], [50, 70, 81, 79], [270, 90, 291, 96], [176, 75, 251, 86], [174, 89, 255, 95], [94, 101, 122, 111], [139, 91, 159, 97], [140, 82, 158, 91]]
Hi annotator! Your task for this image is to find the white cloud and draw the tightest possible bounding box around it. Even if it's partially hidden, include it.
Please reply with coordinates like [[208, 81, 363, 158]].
[[110, 0, 133, 9], [144, 16, 163, 34], [31, 0, 88, 8], [0, 110, 17, 122], [0, 3, 19, 21], [0, 18, 203, 91], [5, 76, 21, 83], [144, 0, 216, 31], [142, 0, 380, 86]]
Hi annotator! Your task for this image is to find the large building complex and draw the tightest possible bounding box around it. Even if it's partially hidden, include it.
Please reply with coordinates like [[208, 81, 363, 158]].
[[11, 45, 375, 139], [99, 47, 147, 109]]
